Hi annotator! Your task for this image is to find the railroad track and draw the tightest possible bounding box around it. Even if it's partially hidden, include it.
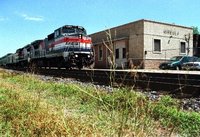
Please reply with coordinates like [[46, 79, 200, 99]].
[[2, 67, 200, 95], [32, 68, 200, 96], [2, 67, 200, 111]]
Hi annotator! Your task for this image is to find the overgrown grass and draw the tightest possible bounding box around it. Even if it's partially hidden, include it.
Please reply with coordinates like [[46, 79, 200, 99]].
[[152, 96, 200, 137], [0, 69, 200, 136]]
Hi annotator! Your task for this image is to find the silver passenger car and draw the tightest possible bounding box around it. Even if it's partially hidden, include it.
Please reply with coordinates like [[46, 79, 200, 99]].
[[182, 58, 200, 70]]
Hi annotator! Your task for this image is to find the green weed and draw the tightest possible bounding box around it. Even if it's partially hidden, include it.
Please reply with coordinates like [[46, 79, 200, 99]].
[[0, 68, 200, 136]]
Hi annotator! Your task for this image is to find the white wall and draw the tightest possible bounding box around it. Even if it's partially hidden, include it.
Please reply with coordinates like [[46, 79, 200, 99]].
[[143, 21, 193, 60]]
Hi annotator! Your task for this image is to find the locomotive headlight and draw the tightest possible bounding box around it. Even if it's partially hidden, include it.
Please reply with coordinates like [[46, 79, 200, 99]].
[[75, 54, 78, 58], [87, 55, 91, 58]]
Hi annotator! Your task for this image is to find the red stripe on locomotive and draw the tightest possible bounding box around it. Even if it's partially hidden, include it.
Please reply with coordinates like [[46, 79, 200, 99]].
[[48, 37, 92, 48]]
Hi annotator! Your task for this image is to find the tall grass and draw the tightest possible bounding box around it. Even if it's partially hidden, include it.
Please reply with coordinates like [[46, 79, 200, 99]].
[[0, 69, 200, 136]]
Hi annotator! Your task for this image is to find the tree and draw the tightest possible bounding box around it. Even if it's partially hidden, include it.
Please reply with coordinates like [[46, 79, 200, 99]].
[[192, 26, 199, 34]]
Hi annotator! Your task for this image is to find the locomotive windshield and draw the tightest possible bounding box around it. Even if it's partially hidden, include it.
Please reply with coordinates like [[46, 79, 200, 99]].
[[76, 28, 87, 35], [62, 27, 75, 34], [62, 26, 87, 36]]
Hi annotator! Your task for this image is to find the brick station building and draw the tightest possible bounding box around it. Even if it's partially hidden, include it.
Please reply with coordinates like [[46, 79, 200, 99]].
[[90, 19, 193, 69]]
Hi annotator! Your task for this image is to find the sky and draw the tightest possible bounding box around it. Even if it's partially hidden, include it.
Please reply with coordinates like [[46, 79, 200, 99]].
[[0, 0, 200, 57]]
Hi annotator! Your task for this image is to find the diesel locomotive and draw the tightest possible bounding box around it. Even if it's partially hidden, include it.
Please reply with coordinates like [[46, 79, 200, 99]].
[[0, 25, 94, 69]]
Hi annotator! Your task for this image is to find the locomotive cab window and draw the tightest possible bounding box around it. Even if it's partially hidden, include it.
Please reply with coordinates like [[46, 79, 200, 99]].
[[77, 28, 87, 36], [54, 29, 61, 38], [62, 27, 75, 34]]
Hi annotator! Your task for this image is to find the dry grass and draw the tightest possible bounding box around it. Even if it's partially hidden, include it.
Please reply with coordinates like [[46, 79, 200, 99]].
[[0, 70, 102, 136], [1, 68, 200, 136]]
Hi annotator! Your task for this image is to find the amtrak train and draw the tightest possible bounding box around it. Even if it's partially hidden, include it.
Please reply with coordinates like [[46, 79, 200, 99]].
[[0, 25, 94, 70]]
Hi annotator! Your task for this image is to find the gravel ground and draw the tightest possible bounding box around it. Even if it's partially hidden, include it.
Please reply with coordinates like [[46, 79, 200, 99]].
[[36, 74, 200, 113], [145, 91, 200, 112], [2, 69, 200, 113]]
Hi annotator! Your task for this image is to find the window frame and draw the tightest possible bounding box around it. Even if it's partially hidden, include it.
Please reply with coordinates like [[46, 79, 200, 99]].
[[153, 39, 161, 53], [98, 45, 103, 61], [180, 41, 186, 55], [122, 48, 126, 59], [115, 48, 119, 59]]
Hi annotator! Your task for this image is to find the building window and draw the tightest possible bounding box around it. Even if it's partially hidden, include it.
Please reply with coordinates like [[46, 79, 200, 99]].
[[180, 42, 186, 54], [154, 39, 161, 52], [98, 45, 103, 61], [123, 48, 126, 58], [115, 49, 119, 59]]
